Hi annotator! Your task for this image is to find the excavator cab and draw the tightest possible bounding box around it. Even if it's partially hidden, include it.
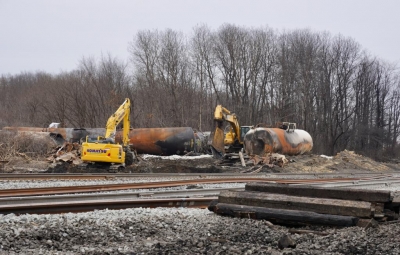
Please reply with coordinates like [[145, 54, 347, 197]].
[[224, 125, 252, 148], [240, 126, 252, 141], [84, 135, 115, 144]]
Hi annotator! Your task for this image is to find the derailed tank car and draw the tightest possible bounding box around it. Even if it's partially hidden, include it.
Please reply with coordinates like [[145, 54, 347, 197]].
[[116, 127, 205, 156], [244, 126, 313, 156]]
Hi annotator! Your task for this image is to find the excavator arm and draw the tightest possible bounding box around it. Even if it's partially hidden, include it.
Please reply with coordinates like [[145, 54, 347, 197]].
[[105, 98, 131, 146], [211, 105, 242, 156]]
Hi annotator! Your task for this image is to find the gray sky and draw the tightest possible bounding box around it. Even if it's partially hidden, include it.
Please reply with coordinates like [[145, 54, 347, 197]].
[[1, 0, 399, 75]]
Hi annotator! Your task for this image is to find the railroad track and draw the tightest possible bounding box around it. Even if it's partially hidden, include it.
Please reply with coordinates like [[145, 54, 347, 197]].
[[0, 176, 390, 197], [0, 187, 245, 215], [2, 173, 400, 215], [0, 187, 243, 206], [0, 178, 275, 197], [0, 172, 397, 180]]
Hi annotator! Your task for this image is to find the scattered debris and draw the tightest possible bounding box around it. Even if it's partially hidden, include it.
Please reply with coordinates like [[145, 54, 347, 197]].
[[47, 142, 81, 164], [239, 151, 246, 167], [248, 153, 288, 168]]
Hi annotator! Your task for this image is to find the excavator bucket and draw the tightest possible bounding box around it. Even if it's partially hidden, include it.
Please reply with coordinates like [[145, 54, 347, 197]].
[[210, 120, 225, 157]]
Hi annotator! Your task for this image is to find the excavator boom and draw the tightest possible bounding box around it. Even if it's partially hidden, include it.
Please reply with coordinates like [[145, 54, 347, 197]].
[[105, 98, 130, 146], [210, 105, 250, 157]]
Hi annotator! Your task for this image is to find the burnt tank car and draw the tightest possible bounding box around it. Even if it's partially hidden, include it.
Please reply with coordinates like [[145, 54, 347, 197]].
[[244, 127, 313, 156], [116, 127, 202, 156]]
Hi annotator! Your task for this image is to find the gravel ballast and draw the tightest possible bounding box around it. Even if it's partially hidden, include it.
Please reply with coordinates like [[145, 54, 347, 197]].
[[1, 208, 400, 254]]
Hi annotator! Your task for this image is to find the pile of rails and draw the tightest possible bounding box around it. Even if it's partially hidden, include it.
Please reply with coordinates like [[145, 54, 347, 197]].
[[208, 183, 400, 227]]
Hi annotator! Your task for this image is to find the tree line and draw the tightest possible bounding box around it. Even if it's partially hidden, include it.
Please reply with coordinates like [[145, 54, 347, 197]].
[[1, 24, 399, 160]]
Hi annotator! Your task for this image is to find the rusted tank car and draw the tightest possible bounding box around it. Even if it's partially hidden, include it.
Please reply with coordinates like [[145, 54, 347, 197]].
[[244, 127, 313, 156], [116, 127, 199, 156]]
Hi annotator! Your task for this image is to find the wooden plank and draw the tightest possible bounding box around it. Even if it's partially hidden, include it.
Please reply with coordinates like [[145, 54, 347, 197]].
[[218, 190, 373, 218], [214, 203, 359, 227], [245, 183, 392, 203], [373, 203, 385, 218], [239, 151, 246, 167]]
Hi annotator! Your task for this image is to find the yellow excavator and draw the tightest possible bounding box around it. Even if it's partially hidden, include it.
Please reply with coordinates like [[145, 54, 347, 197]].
[[81, 98, 135, 169], [210, 105, 252, 158]]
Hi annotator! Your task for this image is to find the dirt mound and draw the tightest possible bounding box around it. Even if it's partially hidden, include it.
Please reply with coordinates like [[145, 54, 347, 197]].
[[334, 150, 391, 171], [282, 150, 398, 173]]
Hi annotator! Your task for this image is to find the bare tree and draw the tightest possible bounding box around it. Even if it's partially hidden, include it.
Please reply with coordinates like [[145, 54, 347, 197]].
[[191, 24, 219, 131], [387, 78, 400, 155], [129, 30, 161, 127], [327, 35, 360, 154]]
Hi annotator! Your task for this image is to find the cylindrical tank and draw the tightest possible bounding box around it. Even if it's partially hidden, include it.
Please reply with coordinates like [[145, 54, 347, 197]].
[[244, 127, 313, 156], [2, 127, 105, 143], [116, 127, 197, 156]]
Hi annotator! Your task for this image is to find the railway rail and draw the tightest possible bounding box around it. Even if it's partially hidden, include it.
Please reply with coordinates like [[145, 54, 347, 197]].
[[2, 173, 400, 216], [0, 187, 246, 215], [0, 172, 397, 180], [0, 187, 243, 206], [0, 176, 391, 197], [0, 197, 216, 215], [295, 177, 400, 189]]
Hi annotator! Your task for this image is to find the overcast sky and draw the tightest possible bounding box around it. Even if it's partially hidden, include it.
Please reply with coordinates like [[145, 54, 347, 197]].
[[1, 0, 399, 75]]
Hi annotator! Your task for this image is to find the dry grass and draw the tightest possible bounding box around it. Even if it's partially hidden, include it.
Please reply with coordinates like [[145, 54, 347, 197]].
[[0, 131, 57, 161]]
